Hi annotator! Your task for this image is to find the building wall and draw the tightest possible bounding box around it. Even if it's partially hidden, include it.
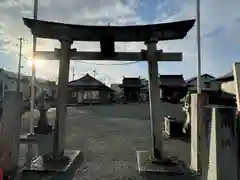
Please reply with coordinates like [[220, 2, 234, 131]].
[[0, 70, 55, 101], [68, 88, 111, 104], [220, 80, 236, 95], [99, 90, 111, 104], [0, 74, 30, 101]]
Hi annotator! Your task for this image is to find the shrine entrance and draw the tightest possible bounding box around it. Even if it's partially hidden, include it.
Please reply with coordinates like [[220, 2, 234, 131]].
[[22, 17, 195, 172], [119, 77, 144, 103]]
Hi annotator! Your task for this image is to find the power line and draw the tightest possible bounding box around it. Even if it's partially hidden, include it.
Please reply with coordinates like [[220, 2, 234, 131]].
[[73, 60, 139, 66]]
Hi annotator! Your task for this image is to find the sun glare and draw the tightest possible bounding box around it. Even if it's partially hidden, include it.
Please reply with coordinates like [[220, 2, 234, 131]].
[[27, 59, 43, 68]]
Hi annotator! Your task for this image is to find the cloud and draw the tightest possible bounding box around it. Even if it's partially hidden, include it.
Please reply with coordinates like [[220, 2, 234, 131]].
[[155, 0, 240, 77], [0, 0, 239, 85]]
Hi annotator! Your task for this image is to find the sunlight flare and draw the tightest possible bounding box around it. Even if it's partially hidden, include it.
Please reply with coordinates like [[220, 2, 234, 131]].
[[27, 59, 43, 68]]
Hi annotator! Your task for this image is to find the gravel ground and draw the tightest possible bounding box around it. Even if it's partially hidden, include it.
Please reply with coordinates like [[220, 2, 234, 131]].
[[20, 102, 197, 180]]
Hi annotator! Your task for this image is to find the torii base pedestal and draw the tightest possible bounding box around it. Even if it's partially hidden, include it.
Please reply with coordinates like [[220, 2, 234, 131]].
[[136, 151, 190, 175], [22, 150, 83, 173]]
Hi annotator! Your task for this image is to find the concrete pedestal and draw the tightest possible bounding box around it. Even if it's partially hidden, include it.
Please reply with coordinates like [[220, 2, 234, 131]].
[[22, 150, 83, 172], [136, 151, 188, 175]]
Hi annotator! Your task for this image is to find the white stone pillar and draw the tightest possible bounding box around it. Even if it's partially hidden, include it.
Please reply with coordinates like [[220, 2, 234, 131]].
[[190, 93, 209, 172], [145, 39, 163, 159], [53, 37, 72, 157], [0, 95, 21, 170], [206, 106, 238, 180]]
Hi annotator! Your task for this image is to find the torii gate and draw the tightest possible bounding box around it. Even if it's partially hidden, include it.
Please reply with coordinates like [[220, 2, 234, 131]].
[[22, 17, 195, 171]]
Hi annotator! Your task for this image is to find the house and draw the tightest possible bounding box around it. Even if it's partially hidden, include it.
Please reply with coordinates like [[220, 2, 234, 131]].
[[0, 68, 56, 102], [68, 73, 114, 104], [119, 76, 144, 102], [159, 74, 188, 102], [186, 73, 220, 91], [0, 69, 32, 101], [215, 71, 235, 95]]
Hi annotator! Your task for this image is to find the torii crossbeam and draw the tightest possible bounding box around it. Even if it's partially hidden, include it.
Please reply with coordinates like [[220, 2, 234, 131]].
[[22, 17, 195, 173]]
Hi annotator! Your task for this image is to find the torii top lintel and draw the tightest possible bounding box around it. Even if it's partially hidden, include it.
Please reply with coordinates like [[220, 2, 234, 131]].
[[23, 18, 195, 42]]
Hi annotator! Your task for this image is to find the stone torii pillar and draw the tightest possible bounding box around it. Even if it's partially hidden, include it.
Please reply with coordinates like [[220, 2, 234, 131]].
[[53, 37, 72, 157], [145, 38, 163, 159]]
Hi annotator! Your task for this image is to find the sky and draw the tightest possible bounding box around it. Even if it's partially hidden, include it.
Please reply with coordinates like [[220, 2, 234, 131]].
[[0, 0, 239, 85]]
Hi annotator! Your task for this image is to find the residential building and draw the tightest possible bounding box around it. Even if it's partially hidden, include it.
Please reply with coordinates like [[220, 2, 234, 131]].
[[186, 73, 220, 91], [68, 73, 114, 104], [0, 68, 56, 102], [215, 71, 235, 95]]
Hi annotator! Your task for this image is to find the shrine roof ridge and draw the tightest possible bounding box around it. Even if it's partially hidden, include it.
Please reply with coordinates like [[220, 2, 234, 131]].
[[23, 18, 195, 42]]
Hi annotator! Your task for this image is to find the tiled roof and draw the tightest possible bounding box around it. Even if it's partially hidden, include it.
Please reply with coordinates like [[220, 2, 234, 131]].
[[119, 77, 144, 88], [159, 74, 186, 86], [185, 74, 215, 83], [215, 71, 233, 82], [68, 74, 114, 91], [123, 77, 142, 85]]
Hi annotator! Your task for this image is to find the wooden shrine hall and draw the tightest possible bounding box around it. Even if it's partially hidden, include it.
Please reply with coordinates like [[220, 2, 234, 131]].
[[21, 17, 195, 173], [119, 76, 144, 103]]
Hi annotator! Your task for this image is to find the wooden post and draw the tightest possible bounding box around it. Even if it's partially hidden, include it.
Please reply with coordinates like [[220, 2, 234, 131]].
[[145, 39, 163, 159], [206, 106, 238, 180], [53, 37, 72, 157]]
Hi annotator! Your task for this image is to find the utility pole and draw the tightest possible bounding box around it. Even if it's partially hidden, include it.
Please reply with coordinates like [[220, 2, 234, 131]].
[[16, 38, 23, 95], [196, 0, 201, 94], [93, 70, 96, 78], [72, 67, 75, 81], [30, 0, 38, 134]]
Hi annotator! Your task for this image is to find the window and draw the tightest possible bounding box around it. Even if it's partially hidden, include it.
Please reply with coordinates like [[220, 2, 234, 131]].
[[92, 91, 100, 100], [84, 91, 91, 100], [72, 92, 77, 97], [204, 82, 210, 88], [83, 90, 100, 100]]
